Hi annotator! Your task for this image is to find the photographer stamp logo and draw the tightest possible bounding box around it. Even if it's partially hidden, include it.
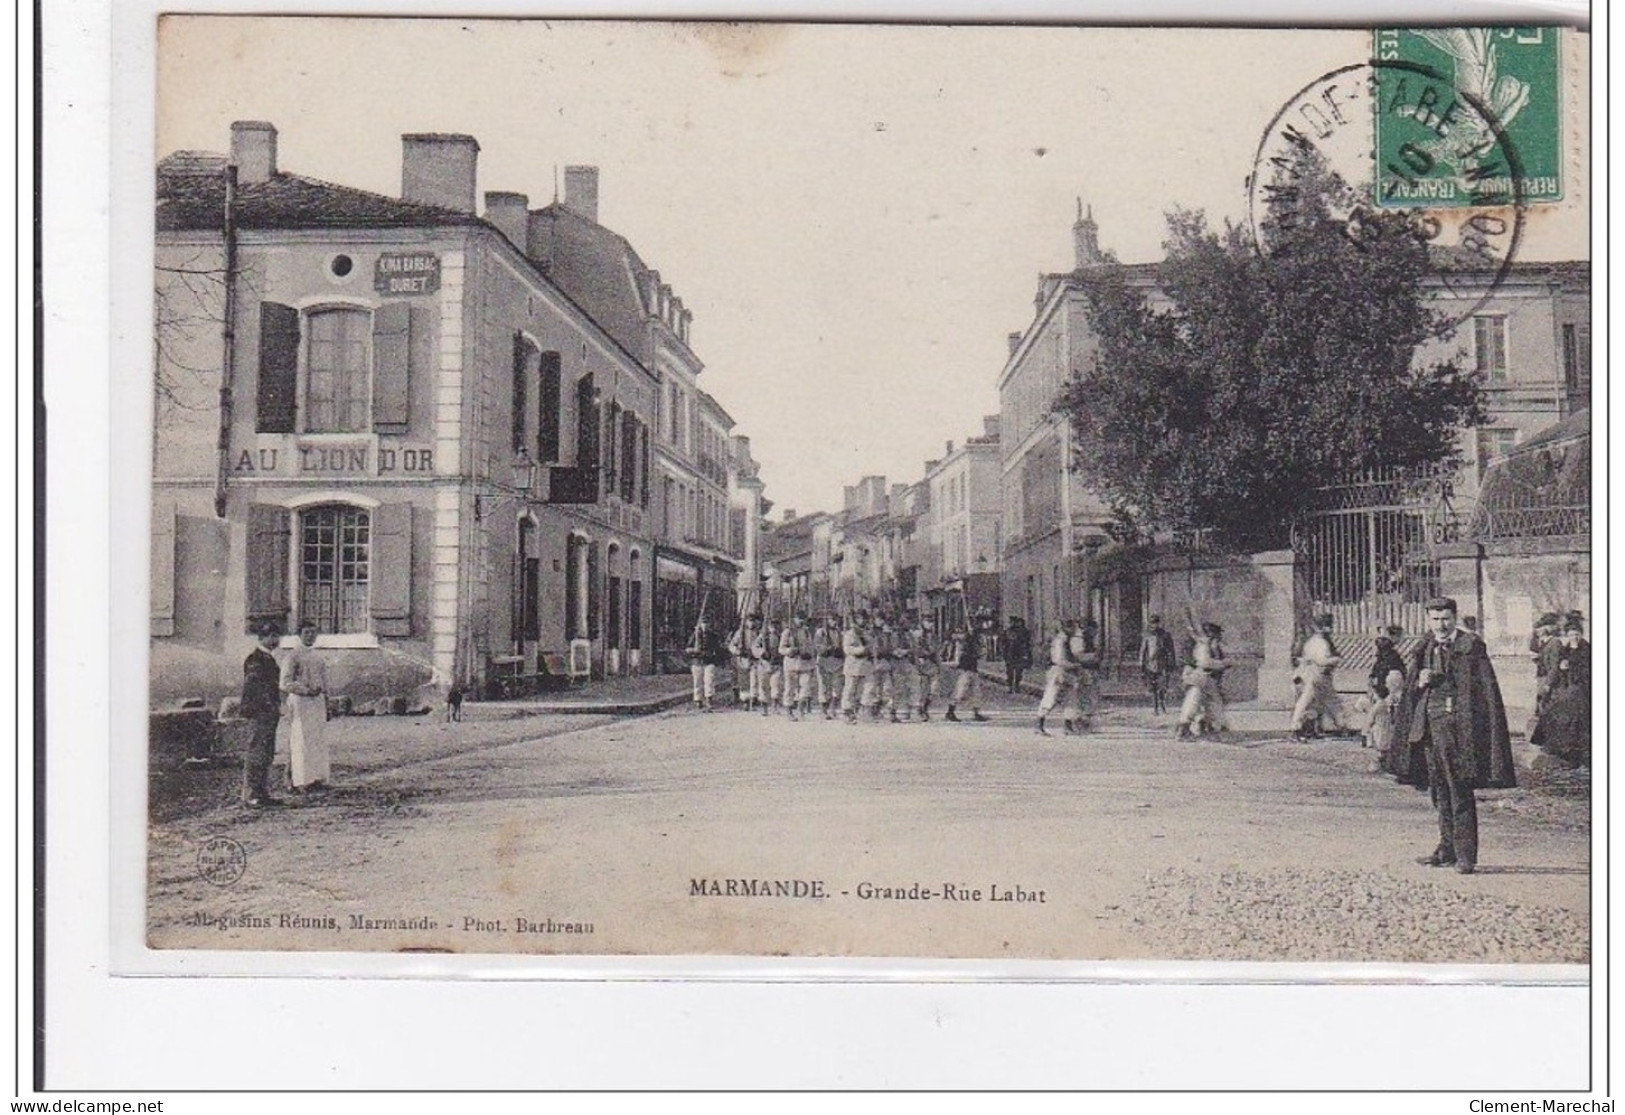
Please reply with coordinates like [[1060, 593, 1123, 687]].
[[196, 836, 248, 887]]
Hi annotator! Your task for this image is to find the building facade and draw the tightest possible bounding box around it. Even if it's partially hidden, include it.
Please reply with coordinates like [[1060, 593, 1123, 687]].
[[995, 202, 1589, 671], [525, 178, 747, 670], [152, 123, 670, 704]]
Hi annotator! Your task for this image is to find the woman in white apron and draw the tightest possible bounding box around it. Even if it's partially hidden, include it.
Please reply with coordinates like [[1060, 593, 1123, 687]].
[[280, 621, 332, 791]]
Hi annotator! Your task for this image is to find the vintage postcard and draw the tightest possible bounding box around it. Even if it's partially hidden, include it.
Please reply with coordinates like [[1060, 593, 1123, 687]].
[[139, 17, 1592, 967]]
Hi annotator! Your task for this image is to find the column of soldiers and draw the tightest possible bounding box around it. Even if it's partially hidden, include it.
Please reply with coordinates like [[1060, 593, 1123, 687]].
[[692, 610, 994, 724]]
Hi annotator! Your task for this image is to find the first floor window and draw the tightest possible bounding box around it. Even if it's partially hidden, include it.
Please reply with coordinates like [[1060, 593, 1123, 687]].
[[305, 307, 371, 432], [299, 505, 370, 633]]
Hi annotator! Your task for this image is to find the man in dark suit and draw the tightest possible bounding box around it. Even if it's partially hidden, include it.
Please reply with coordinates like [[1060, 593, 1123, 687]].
[[239, 622, 285, 808], [1401, 597, 1515, 874]]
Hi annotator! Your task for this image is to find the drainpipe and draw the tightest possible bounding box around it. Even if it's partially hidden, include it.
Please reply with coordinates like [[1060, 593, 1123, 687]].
[[213, 164, 238, 519]]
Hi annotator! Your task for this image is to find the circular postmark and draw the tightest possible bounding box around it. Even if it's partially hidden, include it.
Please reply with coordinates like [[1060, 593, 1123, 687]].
[[1247, 58, 1526, 335], [196, 835, 248, 887]]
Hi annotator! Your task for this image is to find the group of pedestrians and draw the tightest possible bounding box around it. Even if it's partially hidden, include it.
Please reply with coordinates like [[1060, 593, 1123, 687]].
[[236, 619, 333, 809], [685, 610, 994, 724]]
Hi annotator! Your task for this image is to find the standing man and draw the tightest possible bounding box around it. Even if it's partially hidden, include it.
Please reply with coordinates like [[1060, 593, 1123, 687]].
[[1139, 614, 1178, 715], [279, 619, 331, 794], [1003, 616, 1033, 695], [1402, 596, 1516, 875], [870, 615, 898, 722], [945, 612, 990, 723], [239, 621, 284, 808], [1292, 613, 1352, 740]]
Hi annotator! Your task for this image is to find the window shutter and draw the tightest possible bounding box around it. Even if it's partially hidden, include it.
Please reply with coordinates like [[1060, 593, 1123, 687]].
[[245, 503, 291, 630], [565, 540, 580, 641], [604, 401, 621, 488], [576, 374, 599, 472], [256, 303, 300, 433], [373, 301, 413, 431], [511, 334, 529, 452], [639, 421, 650, 507], [371, 502, 414, 637], [150, 498, 177, 637], [537, 351, 562, 463], [586, 541, 601, 639], [620, 411, 638, 502]]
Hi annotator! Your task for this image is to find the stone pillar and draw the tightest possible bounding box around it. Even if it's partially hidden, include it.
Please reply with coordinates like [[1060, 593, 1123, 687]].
[[1252, 549, 1299, 709], [1433, 541, 1484, 620]]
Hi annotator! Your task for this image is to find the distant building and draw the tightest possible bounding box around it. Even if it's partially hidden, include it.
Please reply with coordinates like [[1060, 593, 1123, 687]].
[[920, 418, 1002, 632]]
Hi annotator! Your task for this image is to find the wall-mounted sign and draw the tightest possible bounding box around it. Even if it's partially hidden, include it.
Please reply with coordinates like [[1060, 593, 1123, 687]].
[[374, 252, 441, 294]]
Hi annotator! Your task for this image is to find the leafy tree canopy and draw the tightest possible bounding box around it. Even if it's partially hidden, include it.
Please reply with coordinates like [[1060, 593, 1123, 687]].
[[1059, 153, 1487, 552]]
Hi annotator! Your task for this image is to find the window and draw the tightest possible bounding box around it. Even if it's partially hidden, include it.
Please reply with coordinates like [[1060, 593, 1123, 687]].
[[1473, 314, 1508, 382], [1476, 427, 1518, 474], [305, 307, 371, 432], [298, 505, 370, 634], [1562, 323, 1591, 392], [511, 335, 533, 453]]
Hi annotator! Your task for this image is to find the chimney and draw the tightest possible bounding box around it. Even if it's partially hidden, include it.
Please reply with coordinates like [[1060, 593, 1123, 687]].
[[982, 415, 1001, 439], [1074, 198, 1105, 269], [402, 133, 480, 214], [783, 509, 797, 523], [945, 440, 955, 455], [525, 209, 555, 270], [669, 295, 684, 331], [563, 165, 599, 223], [230, 121, 277, 185], [658, 284, 672, 322], [483, 191, 529, 248], [1007, 332, 1023, 357]]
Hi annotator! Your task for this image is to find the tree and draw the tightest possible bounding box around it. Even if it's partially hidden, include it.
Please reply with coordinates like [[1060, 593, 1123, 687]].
[[1059, 153, 1487, 552]]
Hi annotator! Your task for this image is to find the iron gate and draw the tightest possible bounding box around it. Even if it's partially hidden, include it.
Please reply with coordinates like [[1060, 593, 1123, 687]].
[[1291, 467, 1462, 665]]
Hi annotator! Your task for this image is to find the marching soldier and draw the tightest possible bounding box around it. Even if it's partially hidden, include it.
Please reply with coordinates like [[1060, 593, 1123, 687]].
[[730, 613, 761, 712], [686, 616, 726, 712], [780, 611, 818, 721], [870, 615, 897, 722], [945, 612, 990, 723], [1035, 618, 1079, 737], [814, 613, 845, 721], [753, 615, 783, 716], [910, 615, 942, 722], [840, 610, 874, 725], [1072, 618, 1103, 732]]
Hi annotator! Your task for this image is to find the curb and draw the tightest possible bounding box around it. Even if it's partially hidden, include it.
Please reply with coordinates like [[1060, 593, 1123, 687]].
[[467, 689, 694, 719]]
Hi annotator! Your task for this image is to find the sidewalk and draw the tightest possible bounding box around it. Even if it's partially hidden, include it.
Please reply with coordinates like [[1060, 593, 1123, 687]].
[[464, 672, 695, 719]]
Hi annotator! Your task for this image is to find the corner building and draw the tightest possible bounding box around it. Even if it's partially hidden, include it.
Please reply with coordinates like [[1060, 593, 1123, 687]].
[[152, 123, 660, 702]]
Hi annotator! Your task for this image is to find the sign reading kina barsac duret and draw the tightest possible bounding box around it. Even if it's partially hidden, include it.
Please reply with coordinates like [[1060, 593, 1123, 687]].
[[1374, 27, 1561, 207], [374, 251, 441, 294]]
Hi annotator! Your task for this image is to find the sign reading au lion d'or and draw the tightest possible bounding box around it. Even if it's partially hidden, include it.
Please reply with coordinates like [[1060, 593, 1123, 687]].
[[1374, 27, 1561, 207]]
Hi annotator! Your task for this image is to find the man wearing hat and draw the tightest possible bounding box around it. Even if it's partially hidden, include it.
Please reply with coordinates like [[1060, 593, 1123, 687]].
[[1139, 614, 1178, 716], [1291, 612, 1353, 741], [1394, 596, 1516, 875], [238, 621, 285, 808]]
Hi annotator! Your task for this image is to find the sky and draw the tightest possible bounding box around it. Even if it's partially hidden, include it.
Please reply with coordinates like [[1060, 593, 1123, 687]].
[[155, 18, 1589, 515]]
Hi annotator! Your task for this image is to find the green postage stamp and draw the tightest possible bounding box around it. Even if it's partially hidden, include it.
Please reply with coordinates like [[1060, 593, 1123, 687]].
[[1375, 27, 1563, 207]]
